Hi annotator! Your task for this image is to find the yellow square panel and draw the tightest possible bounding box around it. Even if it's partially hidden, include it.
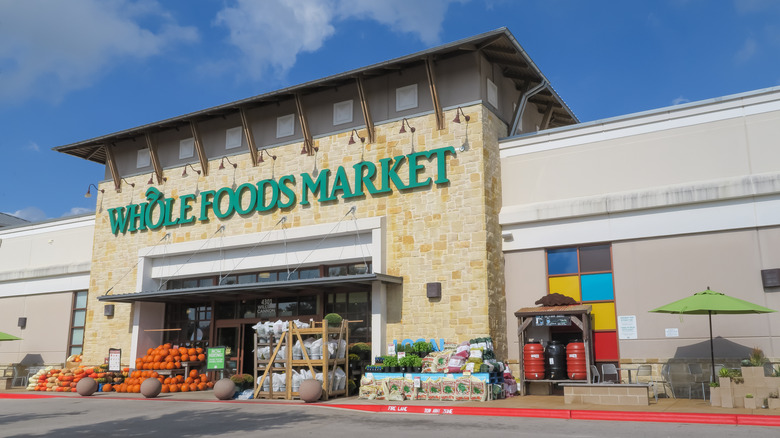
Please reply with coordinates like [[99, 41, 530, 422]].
[[548, 276, 580, 301], [591, 302, 616, 330]]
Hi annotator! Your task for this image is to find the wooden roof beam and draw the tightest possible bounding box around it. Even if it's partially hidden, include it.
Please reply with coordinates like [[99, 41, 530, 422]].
[[425, 56, 444, 130], [104, 144, 121, 191], [144, 132, 165, 184], [540, 105, 554, 131], [189, 121, 209, 176], [295, 93, 315, 155], [356, 76, 375, 144], [239, 107, 259, 166]]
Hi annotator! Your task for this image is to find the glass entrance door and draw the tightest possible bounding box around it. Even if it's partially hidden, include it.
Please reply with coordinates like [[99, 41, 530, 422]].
[[216, 325, 241, 376]]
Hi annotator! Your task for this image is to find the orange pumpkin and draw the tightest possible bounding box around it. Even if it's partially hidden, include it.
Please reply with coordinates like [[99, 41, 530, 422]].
[[180, 384, 189, 392], [180, 354, 190, 362], [161, 385, 169, 393], [197, 353, 206, 361], [103, 384, 113, 392], [189, 369, 199, 378], [169, 384, 179, 392]]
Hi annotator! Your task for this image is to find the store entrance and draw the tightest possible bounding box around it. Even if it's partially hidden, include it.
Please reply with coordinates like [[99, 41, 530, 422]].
[[215, 321, 262, 377]]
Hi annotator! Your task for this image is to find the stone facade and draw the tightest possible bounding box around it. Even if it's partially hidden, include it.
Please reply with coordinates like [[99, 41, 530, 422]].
[[84, 104, 510, 365]]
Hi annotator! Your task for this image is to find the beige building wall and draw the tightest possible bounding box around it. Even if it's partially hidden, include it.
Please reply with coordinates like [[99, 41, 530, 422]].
[[85, 104, 508, 366], [0, 215, 94, 365], [500, 87, 780, 366]]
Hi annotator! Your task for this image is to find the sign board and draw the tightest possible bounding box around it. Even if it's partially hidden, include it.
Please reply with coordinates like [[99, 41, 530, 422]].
[[108, 348, 122, 372], [257, 298, 276, 318], [534, 315, 571, 327], [207, 346, 226, 370], [617, 315, 638, 339], [665, 328, 679, 338]]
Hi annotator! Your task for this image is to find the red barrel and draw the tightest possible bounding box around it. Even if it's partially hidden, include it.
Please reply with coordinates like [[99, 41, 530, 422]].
[[566, 341, 587, 380], [523, 342, 545, 380]]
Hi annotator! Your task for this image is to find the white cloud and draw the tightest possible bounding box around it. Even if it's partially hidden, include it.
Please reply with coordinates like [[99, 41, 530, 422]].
[[63, 207, 94, 217], [735, 38, 758, 63], [0, 0, 198, 104], [215, 0, 463, 79], [12, 207, 47, 222], [24, 142, 40, 152], [672, 96, 690, 105]]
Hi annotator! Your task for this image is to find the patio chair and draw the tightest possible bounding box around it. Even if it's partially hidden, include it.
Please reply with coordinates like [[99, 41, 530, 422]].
[[11, 364, 28, 387], [635, 364, 665, 401], [666, 362, 695, 399], [601, 363, 619, 383], [687, 363, 708, 399], [590, 365, 600, 383]]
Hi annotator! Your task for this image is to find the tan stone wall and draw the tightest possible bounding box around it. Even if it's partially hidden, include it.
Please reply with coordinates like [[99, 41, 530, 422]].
[[84, 103, 506, 365]]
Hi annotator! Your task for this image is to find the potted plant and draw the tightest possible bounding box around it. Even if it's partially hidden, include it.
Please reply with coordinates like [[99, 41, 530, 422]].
[[410, 355, 423, 373], [769, 391, 780, 410], [709, 381, 721, 406], [413, 341, 433, 357], [744, 393, 757, 409], [398, 355, 415, 373], [383, 355, 399, 372]]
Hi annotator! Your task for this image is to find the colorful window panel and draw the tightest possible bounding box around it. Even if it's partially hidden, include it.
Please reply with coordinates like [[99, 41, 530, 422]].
[[546, 244, 617, 361]]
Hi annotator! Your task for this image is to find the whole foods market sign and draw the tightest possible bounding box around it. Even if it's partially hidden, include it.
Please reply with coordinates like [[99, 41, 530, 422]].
[[108, 147, 456, 235]]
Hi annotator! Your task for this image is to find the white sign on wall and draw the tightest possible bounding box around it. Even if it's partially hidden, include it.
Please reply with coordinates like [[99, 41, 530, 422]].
[[665, 328, 679, 337], [617, 315, 638, 339]]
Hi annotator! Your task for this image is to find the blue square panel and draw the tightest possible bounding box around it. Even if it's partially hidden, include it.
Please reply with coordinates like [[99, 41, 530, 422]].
[[547, 248, 578, 275], [581, 273, 614, 301]]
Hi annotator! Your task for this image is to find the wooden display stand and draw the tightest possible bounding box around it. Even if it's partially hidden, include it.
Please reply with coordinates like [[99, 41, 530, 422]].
[[253, 320, 349, 400], [515, 304, 593, 396]]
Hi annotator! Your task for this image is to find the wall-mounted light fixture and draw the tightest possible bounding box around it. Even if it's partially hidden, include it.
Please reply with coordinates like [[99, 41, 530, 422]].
[[182, 163, 201, 177], [147, 174, 168, 185], [453, 107, 471, 152], [348, 129, 365, 145], [453, 107, 470, 124], [219, 156, 238, 170], [84, 183, 104, 198], [18, 317, 27, 329], [104, 305, 115, 317], [257, 149, 277, 164], [399, 118, 416, 134], [117, 178, 135, 192], [426, 282, 442, 299]]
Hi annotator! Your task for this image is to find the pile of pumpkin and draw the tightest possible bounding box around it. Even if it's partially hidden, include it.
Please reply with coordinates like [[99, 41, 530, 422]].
[[114, 369, 214, 393], [27, 363, 126, 392], [135, 344, 206, 370]]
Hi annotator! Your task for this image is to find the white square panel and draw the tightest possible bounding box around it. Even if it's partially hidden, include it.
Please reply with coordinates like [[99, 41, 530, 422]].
[[277, 114, 295, 138], [179, 138, 194, 159], [396, 84, 418, 112], [487, 78, 498, 108], [136, 148, 151, 168], [333, 100, 353, 125], [225, 126, 243, 149]]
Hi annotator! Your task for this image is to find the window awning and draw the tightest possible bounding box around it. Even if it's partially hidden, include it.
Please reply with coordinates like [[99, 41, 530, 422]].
[[97, 273, 403, 304]]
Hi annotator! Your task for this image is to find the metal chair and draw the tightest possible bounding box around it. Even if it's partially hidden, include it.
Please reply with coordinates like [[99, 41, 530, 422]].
[[635, 364, 661, 401], [590, 365, 601, 383], [666, 362, 694, 399], [11, 364, 28, 387], [687, 363, 708, 399], [601, 363, 619, 383]]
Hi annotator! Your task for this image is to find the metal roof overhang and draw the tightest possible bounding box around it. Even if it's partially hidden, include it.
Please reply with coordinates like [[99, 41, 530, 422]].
[[97, 273, 403, 304], [53, 27, 577, 164]]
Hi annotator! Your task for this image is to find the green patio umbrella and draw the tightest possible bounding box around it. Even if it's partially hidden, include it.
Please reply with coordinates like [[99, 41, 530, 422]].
[[649, 287, 776, 380], [0, 331, 22, 341]]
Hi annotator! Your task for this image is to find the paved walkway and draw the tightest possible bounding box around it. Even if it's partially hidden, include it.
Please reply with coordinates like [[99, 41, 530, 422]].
[[2, 387, 779, 427]]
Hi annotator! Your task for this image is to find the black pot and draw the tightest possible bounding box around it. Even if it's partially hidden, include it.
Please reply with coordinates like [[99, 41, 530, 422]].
[[412, 367, 422, 373]]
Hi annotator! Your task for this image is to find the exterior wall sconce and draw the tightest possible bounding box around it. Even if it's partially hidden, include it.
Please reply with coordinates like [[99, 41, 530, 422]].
[[18, 317, 27, 329], [148, 174, 168, 185], [84, 184, 104, 198], [219, 156, 238, 170], [104, 305, 115, 317], [182, 163, 201, 177], [348, 129, 365, 145], [399, 118, 416, 134], [453, 107, 470, 124], [257, 149, 277, 163], [116, 178, 135, 192]]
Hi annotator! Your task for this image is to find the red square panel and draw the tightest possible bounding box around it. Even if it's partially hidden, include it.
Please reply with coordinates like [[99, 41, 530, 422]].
[[593, 331, 618, 362]]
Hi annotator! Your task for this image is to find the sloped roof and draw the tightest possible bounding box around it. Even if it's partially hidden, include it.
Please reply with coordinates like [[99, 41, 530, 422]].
[[54, 27, 577, 165]]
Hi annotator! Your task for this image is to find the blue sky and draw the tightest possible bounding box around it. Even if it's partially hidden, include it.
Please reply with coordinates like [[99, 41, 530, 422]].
[[2, 0, 780, 222]]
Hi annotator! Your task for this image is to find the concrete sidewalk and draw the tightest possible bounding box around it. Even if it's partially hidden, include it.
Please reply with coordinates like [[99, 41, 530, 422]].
[[3, 387, 780, 427]]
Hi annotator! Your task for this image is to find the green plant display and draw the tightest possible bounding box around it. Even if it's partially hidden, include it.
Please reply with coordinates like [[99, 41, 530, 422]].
[[709, 382, 719, 387], [399, 355, 416, 368], [413, 341, 433, 354], [748, 347, 768, 367], [383, 356, 398, 368], [745, 393, 754, 398]]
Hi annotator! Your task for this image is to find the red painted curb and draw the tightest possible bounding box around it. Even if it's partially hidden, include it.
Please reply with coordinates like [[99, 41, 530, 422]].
[[736, 415, 780, 427], [571, 410, 739, 425], [0, 393, 59, 399]]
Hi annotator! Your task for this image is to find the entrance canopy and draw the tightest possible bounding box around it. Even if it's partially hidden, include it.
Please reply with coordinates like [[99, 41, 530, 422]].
[[97, 273, 402, 304]]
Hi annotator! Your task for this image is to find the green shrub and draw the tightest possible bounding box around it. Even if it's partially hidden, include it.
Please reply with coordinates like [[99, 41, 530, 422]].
[[324, 313, 343, 327]]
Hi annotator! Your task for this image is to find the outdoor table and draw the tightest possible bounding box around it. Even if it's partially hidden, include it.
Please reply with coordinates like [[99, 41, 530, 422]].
[[615, 367, 635, 383]]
